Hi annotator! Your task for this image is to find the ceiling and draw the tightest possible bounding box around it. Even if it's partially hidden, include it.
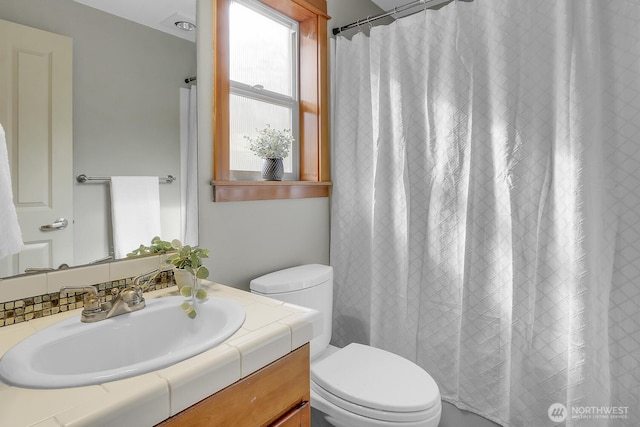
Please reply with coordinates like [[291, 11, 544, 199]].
[[371, 0, 409, 11], [73, 0, 196, 42], [371, 0, 452, 19], [373, 0, 423, 18], [71, 0, 411, 42]]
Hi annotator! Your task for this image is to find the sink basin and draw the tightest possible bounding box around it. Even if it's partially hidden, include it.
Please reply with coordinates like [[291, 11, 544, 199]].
[[0, 296, 245, 389]]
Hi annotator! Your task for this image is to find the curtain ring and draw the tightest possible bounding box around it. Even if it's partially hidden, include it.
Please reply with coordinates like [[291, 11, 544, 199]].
[[357, 19, 362, 33], [367, 15, 372, 30]]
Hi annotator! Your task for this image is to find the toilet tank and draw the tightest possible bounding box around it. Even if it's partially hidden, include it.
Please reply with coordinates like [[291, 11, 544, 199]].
[[250, 264, 333, 360]]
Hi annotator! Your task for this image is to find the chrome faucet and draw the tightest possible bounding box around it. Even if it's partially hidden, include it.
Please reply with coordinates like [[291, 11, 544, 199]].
[[58, 268, 168, 323], [60, 281, 146, 323]]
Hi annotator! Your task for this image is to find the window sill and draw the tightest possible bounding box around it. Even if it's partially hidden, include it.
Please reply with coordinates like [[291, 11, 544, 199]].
[[211, 180, 331, 202]]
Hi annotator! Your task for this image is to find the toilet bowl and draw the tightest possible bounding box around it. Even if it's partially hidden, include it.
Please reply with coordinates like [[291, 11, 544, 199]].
[[250, 264, 441, 427], [311, 343, 441, 427]]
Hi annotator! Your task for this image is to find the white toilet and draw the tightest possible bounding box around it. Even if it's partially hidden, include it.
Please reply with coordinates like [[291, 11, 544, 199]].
[[250, 264, 442, 427]]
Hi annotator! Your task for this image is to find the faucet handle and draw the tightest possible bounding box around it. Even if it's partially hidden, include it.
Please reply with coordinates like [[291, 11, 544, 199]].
[[119, 287, 145, 306], [60, 285, 97, 296], [59, 286, 100, 311]]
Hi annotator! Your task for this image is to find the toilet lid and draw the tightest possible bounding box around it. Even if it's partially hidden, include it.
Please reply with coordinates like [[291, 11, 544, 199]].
[[311, 343, 440, 421]]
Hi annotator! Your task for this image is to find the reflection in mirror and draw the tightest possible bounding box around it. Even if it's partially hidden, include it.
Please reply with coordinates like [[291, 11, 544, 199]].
[[0, 0, 197, 280]]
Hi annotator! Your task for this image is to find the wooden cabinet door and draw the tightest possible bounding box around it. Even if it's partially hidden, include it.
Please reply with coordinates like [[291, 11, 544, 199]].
[[158, 344, 310, 427]]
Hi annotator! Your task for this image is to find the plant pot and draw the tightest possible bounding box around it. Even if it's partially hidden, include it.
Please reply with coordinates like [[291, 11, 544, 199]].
[[173, 268, 195, 290], [262, 158, 284, 181]]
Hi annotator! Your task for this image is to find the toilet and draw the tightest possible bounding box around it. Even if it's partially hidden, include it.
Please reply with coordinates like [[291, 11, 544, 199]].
[[250, 264, 441, 427]]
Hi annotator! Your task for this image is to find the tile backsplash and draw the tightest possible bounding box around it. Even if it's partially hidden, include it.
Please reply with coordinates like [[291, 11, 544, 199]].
[[0, 255, 175, 328]]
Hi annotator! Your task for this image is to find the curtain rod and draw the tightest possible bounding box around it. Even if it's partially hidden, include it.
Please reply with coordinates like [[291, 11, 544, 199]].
[[332, 0, 458, 36], [76, 174, 176, 184]]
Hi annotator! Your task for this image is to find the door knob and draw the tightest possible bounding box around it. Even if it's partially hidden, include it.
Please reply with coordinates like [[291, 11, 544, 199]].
[[40, 218, 68, 231]]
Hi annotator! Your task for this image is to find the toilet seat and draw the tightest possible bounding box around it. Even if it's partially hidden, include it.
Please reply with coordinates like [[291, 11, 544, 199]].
[[311, 343, 440, 423]]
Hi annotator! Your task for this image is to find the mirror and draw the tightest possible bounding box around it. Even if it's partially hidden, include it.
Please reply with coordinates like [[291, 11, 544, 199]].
[[0, 0, 196, 279]]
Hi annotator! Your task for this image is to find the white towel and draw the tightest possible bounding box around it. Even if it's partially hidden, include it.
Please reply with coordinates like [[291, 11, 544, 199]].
[[110, 176, 162, 259], [0, 124, 23, 258]]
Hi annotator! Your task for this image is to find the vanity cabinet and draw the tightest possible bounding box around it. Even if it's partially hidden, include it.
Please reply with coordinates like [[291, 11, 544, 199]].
[[157, 344, 310, 427]]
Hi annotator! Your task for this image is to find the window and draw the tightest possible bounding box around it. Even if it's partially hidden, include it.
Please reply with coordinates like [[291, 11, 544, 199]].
[[229, 0, 299, 180], [213, 0, 331, 202]]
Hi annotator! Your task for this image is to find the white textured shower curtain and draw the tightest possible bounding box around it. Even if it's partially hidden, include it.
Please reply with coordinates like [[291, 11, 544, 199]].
[[330, 1, 640, 426], [180, 85, 199, 247]]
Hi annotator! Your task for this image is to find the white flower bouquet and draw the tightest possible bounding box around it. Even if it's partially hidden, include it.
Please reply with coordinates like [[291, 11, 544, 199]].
[[245, 125, 294, 159]]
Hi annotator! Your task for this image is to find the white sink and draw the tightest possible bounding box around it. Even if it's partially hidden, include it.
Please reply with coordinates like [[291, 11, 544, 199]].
[[0, 296, 245, 389]]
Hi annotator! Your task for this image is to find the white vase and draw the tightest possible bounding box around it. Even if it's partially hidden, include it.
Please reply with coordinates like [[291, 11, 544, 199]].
[[173, 268, 194, 290]]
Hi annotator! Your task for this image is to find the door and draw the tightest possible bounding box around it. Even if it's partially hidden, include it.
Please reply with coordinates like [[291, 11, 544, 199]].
[[0, 19, 73, 277]]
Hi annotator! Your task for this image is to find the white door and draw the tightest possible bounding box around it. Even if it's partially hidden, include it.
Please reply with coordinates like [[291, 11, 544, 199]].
[[0, 19, 73, 277]]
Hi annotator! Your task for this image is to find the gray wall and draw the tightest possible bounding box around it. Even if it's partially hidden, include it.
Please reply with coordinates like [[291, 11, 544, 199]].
[[196, 0, 330, 287], [0, 0, 196, 265], [194, 0, 388, 290], [327, 0, 385, 30]]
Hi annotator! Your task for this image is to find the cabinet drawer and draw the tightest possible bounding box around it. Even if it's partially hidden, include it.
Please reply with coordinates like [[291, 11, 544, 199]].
[[158, 344, 310, 427], [270, 401, 310, 427]]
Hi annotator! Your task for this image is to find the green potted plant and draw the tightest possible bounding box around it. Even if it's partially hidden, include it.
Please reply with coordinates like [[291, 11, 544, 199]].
[[166, 240, 210, 319], [128, 237, 209, 287], [165, 239, 210, 289], [244, 124, 294, 181], [127, 236, 174, 257], [128, 237, 210, 318]]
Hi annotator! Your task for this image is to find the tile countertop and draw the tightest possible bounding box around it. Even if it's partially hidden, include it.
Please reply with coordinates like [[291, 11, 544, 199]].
[[0, 282, 321, 427]]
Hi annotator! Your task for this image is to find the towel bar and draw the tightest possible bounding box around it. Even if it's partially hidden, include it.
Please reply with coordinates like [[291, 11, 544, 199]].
[[76, 174, 176, 184]]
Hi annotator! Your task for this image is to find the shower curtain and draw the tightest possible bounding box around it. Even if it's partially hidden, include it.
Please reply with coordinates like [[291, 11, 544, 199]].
[[180, 85, 199, 247], [330, 0, 640, 426]]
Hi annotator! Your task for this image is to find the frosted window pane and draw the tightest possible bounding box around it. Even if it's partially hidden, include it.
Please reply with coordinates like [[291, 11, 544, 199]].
[[230, 94, 293, 173], [230, 1, 293, 96]]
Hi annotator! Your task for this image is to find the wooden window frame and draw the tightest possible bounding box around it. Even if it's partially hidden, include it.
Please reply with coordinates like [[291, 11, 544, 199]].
[[212, 0, 331, 202]]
